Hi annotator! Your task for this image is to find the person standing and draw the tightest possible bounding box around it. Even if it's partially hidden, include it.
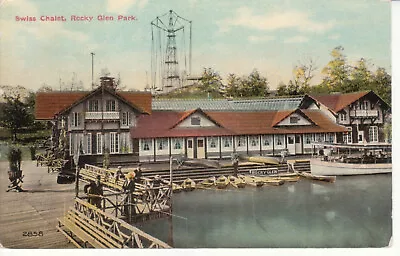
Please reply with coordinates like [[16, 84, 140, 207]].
[[122, 172, 136, 217], [134, 163, 142, 183], [84, 175, 103, 208]]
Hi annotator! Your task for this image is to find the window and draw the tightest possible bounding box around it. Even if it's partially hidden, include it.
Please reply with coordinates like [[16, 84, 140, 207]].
[[327, 133, 335, 143], [276, 135, 283, 146], [86, 133, 92, 154], [223, 137, 232, 148], [315, 133, 324, 142], [120, 133, 131, 153], [187, 140, 193, 149], [340, 112, 347, 122], [208, 137, 217, 148], [305, 134, 312, 144], [122, 112, 131, 126], [110, 132, 119, 153], [88, 100, 99, 112], [236, 136, 246, 147], [361, 101, 369, 110], [173, 138, 182, 150], [142, 139, 152, 151], [72, 112, 80, 127], [249, 136, 259, 147], [198, 139, 204, 147], [157, 138, 168, 150], [290, 117, 298, 124], [191, 117, 201, 125], [263, 135, 271, 146], [106, 100, 116, 111], [288, 136, 294, 144], [96, 133, 103, 154], [369, 126, 378, 142], [343, 127, 352, 144]]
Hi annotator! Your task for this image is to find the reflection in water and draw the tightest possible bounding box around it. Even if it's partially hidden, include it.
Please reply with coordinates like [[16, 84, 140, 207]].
[[139, 174, 392, 248]]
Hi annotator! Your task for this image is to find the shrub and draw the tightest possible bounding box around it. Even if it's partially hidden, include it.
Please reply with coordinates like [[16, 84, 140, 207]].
[[29, 146, 36, 160]]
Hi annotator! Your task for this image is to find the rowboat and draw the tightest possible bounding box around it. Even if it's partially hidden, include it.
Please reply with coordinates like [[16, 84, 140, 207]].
[[260, 177, 285, 186], [240, 155, 280, 165], [172, 183, 183, 193], [228, 176, 246, 188], [181, 178, 196, 191], [296, 171, 336, 183], [197, 177, 216, 188], [239, 175, 264, 187], [269, 175, 300, 182], [215, 176, 229, 189]]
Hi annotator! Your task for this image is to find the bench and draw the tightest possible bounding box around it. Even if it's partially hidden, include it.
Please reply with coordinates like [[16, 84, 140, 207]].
[[57, 208, 125, 248]]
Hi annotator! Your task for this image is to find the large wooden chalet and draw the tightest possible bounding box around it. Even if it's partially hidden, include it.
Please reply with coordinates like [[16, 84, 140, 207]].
[[35, 78, 390, 165]]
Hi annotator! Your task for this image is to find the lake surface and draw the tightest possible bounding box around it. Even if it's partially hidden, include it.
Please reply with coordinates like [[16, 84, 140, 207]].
[[137, 174, 392, 248]]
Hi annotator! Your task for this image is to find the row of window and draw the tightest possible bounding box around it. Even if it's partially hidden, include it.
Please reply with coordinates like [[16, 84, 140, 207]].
[[69, 132, 132, 155], [87, 99, 117, 112], [140, 134, 336, 152], [342, 126, 379, 144]]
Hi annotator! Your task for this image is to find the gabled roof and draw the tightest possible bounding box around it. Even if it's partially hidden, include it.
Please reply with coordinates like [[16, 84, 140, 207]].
[[310, 91, 370, 113], [130, 109, 347, 139], [271, 109, 316, 127], [171, 108, 222, 129], [35, 87, 152, 120]]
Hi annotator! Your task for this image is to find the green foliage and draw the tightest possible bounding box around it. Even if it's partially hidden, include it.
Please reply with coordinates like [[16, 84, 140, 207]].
[[0, 94, 34, 141], [8, 147, 22, 172], [199, 68, 224, 97]]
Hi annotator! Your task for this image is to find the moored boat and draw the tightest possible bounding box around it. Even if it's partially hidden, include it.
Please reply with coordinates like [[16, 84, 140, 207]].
[[260, 177, 285, 186], [310, 143, 392, 176], [215, 176, 229, 189], [172, 183, 183, 193], [228, 176, 246, 188], [181, 178, 196, 191], [197, 177, 216, 188], [239, 175, 264, 187], [297, 171, 336, 183]]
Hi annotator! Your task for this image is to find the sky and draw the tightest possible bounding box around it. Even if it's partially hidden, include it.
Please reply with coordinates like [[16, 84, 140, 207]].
[[0, 0, 392, 92]]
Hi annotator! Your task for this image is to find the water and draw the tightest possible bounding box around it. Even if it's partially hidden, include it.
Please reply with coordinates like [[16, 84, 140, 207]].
[[137, 174, 392, 248]]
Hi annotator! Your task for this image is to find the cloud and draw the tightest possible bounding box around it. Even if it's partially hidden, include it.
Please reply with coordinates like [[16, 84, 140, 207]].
[[328, 34, 340, 40], [218, 7, 335, 34], [284, 35, 309, 44], [248, 35, 275, 43], [106, 0, 148, 14]]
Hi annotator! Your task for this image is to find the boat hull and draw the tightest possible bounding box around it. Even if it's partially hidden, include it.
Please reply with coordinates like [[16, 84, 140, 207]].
[[310, 159, 392, 176]]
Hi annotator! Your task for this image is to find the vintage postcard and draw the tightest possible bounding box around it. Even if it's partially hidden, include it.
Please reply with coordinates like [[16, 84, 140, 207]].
[[0, 0, 396, 254]]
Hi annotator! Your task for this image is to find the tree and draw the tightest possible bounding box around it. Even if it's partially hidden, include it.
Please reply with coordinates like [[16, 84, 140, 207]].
[[37, 84, 53, 92], [199, 68, 223, 97], [0, 95, 34, 141], [320, 46, 351, 92], [239, 69, 269, 97], [371, 67, 391, 105], [225, 73, 241, 98]]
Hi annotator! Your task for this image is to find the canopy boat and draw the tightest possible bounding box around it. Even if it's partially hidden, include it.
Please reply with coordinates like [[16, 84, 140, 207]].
[[228, 176, 246, 188], [181, 178, 196, 191], [215, 176, 229, 189], [310, 143, 392, 176]]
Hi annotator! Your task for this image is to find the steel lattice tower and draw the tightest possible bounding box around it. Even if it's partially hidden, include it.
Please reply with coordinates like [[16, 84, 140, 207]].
[[151, 10, 192, 93]]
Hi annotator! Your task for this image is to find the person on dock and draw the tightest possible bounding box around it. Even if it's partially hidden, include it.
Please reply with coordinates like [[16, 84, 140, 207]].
[[114, 166, 124, 183], [134, 163, 142, 183], [122, 172, 136, 216], [84, 175, 103, 208]]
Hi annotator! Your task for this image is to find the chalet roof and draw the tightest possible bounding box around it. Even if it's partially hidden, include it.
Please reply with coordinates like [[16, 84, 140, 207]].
[[310, 91, 371, 113], [130, 109, 347, 139], [152, 97, 303, 111], [35, 89, 152, 120]]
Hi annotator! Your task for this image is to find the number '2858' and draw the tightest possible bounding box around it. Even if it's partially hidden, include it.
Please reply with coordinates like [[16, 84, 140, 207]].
[[22, 231, 44, 237]]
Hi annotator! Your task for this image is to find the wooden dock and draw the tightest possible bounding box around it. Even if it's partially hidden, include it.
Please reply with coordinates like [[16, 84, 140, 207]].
[[0, 160, 75, 248]]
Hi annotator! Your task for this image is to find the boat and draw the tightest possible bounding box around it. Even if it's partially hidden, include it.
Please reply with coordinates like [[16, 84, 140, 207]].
[[197, 177, 216, 188], [172, 183, 183, 193], [272, 176, 300, 182], [310, 143, 392, 176], [228, 176, 246, 188], [239, 155, 280, 165], [180, 158, 221, 169], [296, 171, 336, 183], [260, 177, 285, 186], [239, 175, 264, 187], [181, 178, 196, 191], [215, 176, 229, 189]]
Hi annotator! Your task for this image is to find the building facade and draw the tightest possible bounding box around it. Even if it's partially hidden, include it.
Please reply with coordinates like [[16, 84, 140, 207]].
[[36, 87, 390, 164]]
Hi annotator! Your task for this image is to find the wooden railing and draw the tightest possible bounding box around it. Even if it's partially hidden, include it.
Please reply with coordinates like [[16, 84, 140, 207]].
[[57, 198, 171, 248], [85, 111, 120, 120]]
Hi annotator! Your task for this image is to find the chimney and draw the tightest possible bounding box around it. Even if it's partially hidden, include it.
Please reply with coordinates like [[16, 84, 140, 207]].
[[100, 76, 116, 90]]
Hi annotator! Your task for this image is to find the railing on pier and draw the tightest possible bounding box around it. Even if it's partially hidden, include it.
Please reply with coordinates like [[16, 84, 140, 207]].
[[65, 198, 171, 248]]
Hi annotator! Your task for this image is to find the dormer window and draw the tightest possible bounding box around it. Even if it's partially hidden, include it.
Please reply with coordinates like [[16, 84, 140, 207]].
[[88, 100, 99, 112], [191, 116, 201, 125], [340, 112, 347, 122]]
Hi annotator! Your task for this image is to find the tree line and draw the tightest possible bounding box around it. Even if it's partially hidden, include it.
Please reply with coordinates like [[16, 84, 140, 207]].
[[198, 46, 391, 105]]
